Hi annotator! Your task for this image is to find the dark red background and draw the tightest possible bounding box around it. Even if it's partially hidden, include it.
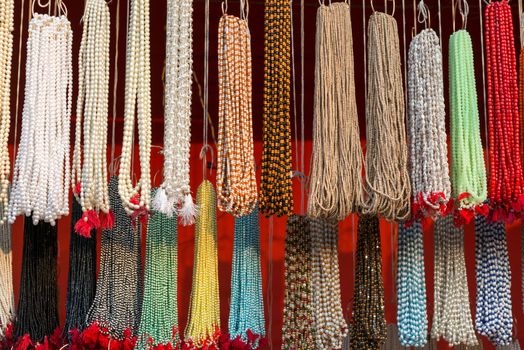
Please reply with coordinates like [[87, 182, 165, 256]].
[[7, 0, 524, 349]]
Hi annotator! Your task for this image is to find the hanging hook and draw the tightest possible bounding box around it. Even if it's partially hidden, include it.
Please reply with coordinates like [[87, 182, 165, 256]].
[[240, 0, 249, 21], [222, 0, 228, 15], [417, 0, 430, 29], [459, 0, 469, 29], [199, 144, 214, 180]]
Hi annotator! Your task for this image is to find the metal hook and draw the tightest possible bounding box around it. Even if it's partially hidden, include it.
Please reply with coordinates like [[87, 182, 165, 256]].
[[199, 144, 215, 180], [459, 0, 469, 29], [222, 0, 228, 14]]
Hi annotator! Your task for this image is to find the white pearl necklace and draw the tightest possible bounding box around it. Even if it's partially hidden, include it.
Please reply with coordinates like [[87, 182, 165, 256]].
[[118, 0, 152, 216], [9, 13, 73, 226], [72, 0, 111, 230], [0, 0, 14, 224], [152, 0, 194, 224]]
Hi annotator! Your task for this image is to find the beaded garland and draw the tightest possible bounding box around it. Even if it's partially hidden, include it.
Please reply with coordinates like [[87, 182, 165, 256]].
[[350, 215, 387, 350], [152, 0, 196, 224], [407, 28, 451, 220], [475, 215, 513, 346], [136, 189, 179, 349], [396, 221, 427, 348], [227, 209, 266, 348], [449, 29, 488, 223], [216, 12, 257, 217], [431, 216, 477, 347], [520, 40, 524, 168], [118, 0, 152, 217], [9, 13, 73, 226], [184, 181, 221, 349], [0, 198, 13, 339], [484, 0, 524, 221], [281, 215, 316, 350], [310, 218, 348, 349], [71, 0, 112, 237], [259, 0, 294, 217]]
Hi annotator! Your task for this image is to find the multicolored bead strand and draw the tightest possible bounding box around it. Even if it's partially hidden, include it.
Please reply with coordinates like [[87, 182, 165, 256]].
[[227, 209, 265, 348], [449, 29, 488, 222], [281, 215, 315, 350], [310, 218, 348, 349], [350, 215, 387, 350], [431, 216, 477, 347], [184, 181, 221, 349], [475, 215, 513, 346], [259, 0, 294, 217], [136, 189, 179, 349], [407, 27, 451, 219], [484, 0, 524, 221], [396, 221, 427, 348]]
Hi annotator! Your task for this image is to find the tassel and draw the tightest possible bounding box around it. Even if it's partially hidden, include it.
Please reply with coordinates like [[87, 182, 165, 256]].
[[99, 210, 115, 230], [74, 210, 100, 238], [179, 194, 197, 226], [14, 334, 32, 350], [152, 187, 176, 216]]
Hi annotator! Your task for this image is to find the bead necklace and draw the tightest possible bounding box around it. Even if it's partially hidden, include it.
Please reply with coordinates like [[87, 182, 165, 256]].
[[351, 215, 387, 350], [449, 29, 488, 223], [281, 215, 315, 350], [0, 197, 13, 338], [484, 0, 524, 221], [137, 189, 179, 349], [397, 221, 427, 347], [152, 0, 196, 224], [310, 218, 348, 349], [118, 0, 152, 217], [0, 0, 13, 224], [431, 216, 477, 347], [216, 11, 257, 217], [259, 0, 294, 217], [363, 12, 411, 222], [71, 0, 112, 237], [475, 215, 513, 346], [9, 12, 73, 226], [184, 180, 221, 349], [227, 209, 265, 348], [307, 2, 364, 220], [407, 27, 451, 219], [497, 341, 522, 350]]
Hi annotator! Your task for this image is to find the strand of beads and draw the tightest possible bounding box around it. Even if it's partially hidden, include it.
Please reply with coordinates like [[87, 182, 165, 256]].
[[520, 25, 524, 170], [497, 341, 522, 350], [9, 13, 73, 226], [226, 209, 266, 348], [350, 215, 387, 350], [0, 194, 13, 338], [136, 189, 179, 349], [184, 181, 221, 349], [475, 215, 513, 346], [259, 0, 294, 217], [407, 27, 451, 220], [216, 12, 257, 217], [449, 29, 488, 224], [307, 2, 364, 220], [152, 0, 196, 224], [118, 0, 152, 217], [71, 0, 112, 237], [310, 218, 348, 349], [0, 0, 13, 224], [396, 221, 427, 347], [281, 215, 315, 350], [431, 215, 478, 347], [363, 12, 411, 221], [484, 0, 524, 221]]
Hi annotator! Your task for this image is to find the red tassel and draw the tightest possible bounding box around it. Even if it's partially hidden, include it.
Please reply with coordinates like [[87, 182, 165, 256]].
[[459, 208, 475, 224], [50, 327, 64, 348], [475, 204, 490, 217], [231, 337, 246, 350], [74, 218, 92, 238], [458, 192, 471, 201], [69, 329, 83, 350], [74, 182, 81, 196], [82, 323, 100, 349], [98, 333, 110, 349], [110, 339, 124, 350], [100, 210, 115, 229], [34, 336, 50, 350], [246, 329, 259, 344], [15, 334, 33, 350], [130, 206, 149, 226], [130, 194, 140, 206]]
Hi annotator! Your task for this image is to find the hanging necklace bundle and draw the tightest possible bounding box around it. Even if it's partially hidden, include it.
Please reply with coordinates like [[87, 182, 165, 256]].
[[9, 9, 73, 226], [119, 0, 152, 217], [259, 0, 294, 217], [449, 28, 488, 222], [86, 177, 142, 344], [0, 200, 13, 338], [484, 0, 524, 221], [216, 6, 257, 217], [227, 209, 266, 348], [136, 189, 179, 349], [407, 5, 451, 219], [396, 221, 427, 347], [152, 0, 196, 224], [363, 11, 411, 222], [71, 0, 112, 237], [431, 215, 477, 347], [475, 215, 513, 346], [351, 215, 387, 350], [310, 218, 348, 349], [307, 1, 364, 220], [185, 181, 221, 349], [281, 215, 315, 349]]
